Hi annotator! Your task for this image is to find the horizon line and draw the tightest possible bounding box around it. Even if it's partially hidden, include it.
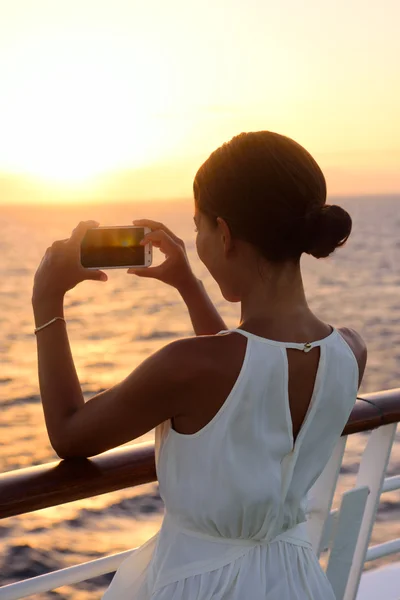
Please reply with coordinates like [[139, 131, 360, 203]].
[[1, 191, 400, 209]]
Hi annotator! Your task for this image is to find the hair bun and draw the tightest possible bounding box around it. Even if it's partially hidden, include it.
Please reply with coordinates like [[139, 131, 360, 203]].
[[304, 204, 352, 258]]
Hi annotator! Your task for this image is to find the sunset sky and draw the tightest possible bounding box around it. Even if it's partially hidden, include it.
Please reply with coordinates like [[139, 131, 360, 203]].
[[0, 0, 399, 204]]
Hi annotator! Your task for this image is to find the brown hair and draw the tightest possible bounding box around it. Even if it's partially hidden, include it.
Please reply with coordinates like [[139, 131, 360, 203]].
[[193, 131, 352, 261]]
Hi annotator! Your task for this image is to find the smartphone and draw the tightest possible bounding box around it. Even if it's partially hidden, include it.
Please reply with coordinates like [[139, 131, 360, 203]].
[[80, 226, 152, 269]]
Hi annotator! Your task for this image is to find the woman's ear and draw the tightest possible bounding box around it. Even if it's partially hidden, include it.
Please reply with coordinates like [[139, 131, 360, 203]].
[[216, 217, 234, 257]]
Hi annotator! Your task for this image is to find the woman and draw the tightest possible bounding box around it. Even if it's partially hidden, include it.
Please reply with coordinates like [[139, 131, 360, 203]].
[[32, 131, 367, 599]]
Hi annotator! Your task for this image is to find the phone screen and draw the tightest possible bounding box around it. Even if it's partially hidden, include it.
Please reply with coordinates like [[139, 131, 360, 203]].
[[81, 227, 146, 268]]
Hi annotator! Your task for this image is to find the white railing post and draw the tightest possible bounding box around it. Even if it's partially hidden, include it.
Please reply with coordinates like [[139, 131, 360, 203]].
[[326, 486, 370, 599], [343, 423, 397, 600], [307, 436, 347, 556]]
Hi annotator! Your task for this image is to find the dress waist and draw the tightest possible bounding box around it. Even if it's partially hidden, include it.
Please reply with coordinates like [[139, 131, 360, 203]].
[[165, 512, 313, 550], [105, 513, 315, 595]]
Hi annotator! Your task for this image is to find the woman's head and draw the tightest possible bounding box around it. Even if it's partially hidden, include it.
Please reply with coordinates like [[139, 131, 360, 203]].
[[193, 131, 352, 300]]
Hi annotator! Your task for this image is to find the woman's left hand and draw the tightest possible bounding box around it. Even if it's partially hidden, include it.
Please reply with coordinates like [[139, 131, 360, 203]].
[[32, 220, 108, 304]]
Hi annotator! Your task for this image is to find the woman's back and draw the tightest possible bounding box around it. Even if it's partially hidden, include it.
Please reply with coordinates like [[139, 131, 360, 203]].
[[158, 326, 359, 540], [104, 325, 360, 598]]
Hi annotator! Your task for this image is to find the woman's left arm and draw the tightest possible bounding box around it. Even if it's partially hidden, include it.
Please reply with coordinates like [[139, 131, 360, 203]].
[[32, 221, 189, 458], [34, 315, 189, 458]]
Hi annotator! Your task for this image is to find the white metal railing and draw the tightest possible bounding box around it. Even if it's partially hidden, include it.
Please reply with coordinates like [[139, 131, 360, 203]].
[[0, 551, 134, 600], [0, 425, 399, 599], [308, 422, 399, 600]]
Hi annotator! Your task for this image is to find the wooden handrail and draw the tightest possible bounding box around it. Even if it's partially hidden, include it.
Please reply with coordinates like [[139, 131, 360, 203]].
[[1, 389, 400, 520], [0, 442, 156, 520], [345, 389, 400, 435]]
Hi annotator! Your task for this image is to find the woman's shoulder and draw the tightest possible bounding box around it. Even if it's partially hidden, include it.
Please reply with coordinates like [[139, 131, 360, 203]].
[[158, 333, 248, 434], [162, 331, 246, 377], [336, 327, 367, 388], [156, 333, 248, 405]]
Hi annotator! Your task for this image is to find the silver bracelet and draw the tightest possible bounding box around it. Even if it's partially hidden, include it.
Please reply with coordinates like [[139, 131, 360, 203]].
[[34, 317, 66, 334]]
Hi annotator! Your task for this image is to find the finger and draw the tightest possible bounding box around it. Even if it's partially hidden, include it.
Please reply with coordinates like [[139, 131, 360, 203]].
[[140, 230, 180, 253], [133, 218, 164, 229], [83, 269, 108, 282], [133, 219, 183, 246], [70, 221, 100, 245], [127, 265, 163, 278], [51, 239, 69, 250]]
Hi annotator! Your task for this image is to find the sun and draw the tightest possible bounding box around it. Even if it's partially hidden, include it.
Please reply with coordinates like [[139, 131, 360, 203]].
[[0, 35, 181, 186], [9, 100, 162, 185]]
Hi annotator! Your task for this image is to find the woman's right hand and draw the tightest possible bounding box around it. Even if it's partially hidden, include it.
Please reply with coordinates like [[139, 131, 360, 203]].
[[127, 219, 195, 291]]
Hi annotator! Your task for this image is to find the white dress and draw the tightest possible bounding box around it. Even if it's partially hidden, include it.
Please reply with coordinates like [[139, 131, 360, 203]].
[[103, 327, 359, 599]]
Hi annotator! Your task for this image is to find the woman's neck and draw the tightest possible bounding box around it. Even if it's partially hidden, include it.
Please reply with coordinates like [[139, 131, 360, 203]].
[[239, 263, 313, 329]]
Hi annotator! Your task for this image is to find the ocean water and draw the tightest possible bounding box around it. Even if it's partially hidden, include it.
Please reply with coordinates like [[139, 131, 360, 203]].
[[0, 196, 400, 598]]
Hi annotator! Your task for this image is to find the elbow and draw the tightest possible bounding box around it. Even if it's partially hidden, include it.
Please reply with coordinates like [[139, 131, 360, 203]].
[[48, 431, 69, 459], [52, 442, 77, 460], [50, 437, 89, 460], [48, 418, 92, 459], [48, 417, 107, 459], [50, 436, 101, 460], [49, 434, 66, 459], [55, 449, 73, 460], [53, 446, 92, 460]]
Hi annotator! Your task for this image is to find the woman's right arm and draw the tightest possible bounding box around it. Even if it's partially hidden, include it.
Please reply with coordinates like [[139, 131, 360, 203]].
[[176, 274, 227, 335], [128, 219, 227, 336]]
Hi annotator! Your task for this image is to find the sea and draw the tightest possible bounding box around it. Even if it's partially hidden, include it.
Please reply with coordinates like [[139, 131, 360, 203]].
[[0, 196, 400, 598]]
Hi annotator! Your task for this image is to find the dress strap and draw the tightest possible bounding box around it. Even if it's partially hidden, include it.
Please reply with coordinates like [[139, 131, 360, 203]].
[[227, 327, 337, 353]]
